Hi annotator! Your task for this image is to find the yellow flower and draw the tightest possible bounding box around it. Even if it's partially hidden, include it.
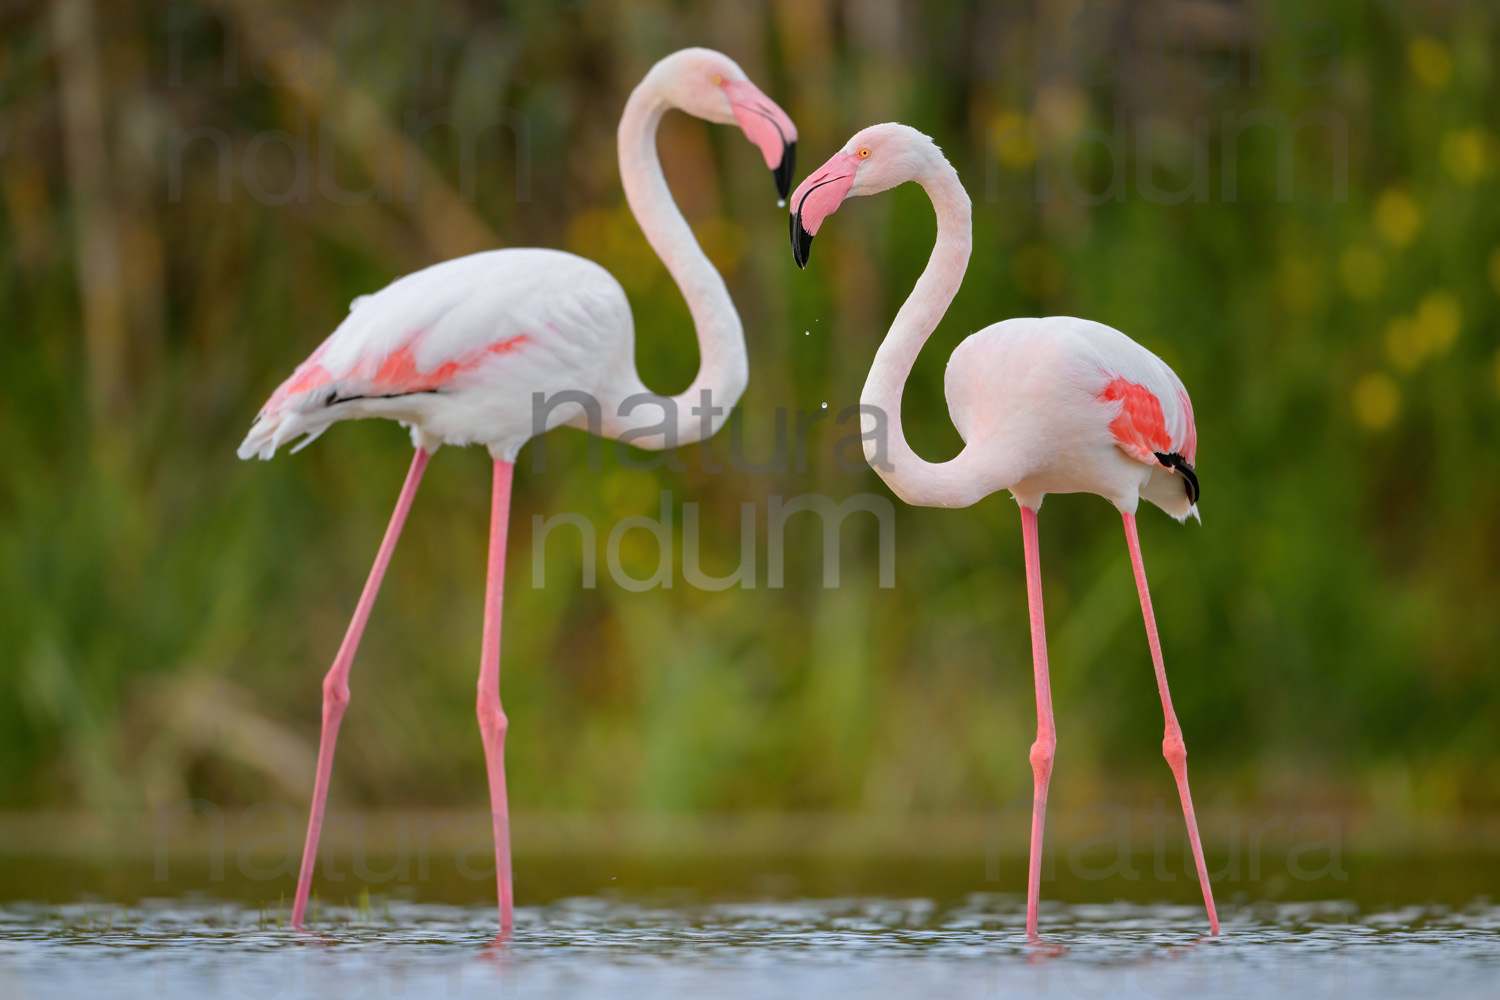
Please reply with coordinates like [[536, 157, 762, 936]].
[[991, 111, 1037, 168], [1441, 128, 1494, 184], [1339, 245, 1384, 300], [1353, 373, 1400, 430], [1409, 38, 1453, 89], [1384, 292, 1462, 372], [1374, 189, 1422, 247], [1413, 291, 1461, 354]]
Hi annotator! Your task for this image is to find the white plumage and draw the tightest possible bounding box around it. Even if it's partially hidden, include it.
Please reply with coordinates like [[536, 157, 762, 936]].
[[238, 249, 634, 461], [945, 316, 1199, 521]]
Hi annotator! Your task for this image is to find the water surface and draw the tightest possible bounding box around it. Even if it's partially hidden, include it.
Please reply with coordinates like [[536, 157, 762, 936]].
[[3, 896, 1496, 999]]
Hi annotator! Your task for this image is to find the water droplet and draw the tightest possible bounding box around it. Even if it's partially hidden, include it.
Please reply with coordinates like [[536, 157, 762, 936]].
[[820, 402, 828, 409], [804, 331, 810, 336], [777, 198, 787, 208]]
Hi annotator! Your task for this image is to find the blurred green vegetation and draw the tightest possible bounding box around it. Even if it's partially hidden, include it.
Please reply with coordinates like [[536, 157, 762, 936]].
[[1, 0, 1498, 837]]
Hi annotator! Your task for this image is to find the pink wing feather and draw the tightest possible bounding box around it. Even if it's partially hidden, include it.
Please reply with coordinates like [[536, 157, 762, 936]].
[[258, 331, 527, 417]]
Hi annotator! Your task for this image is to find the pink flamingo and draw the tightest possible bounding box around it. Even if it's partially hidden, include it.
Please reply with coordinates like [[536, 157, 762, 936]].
[[237, 48, 796, 937], [789, 123, 1218, 939]]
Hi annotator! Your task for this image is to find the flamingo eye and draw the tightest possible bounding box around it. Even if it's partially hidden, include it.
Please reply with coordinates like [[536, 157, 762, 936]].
[[712, 74, 724, 86], [857, 146, 872, 159]]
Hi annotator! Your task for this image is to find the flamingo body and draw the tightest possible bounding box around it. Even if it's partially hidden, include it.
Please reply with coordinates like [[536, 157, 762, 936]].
[[944, 316, 1199, 520], [789, 122, 1219, 940], [237, 48, 797, 939], [239, 249, 633, 462]]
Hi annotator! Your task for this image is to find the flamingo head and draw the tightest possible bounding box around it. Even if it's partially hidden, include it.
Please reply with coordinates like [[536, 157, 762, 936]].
[[648, 48, 798, 202], [789, 123, 944, 268]]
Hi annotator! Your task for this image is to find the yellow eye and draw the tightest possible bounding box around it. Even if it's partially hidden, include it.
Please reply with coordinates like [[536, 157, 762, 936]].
[[712, 74, 724, 86], [857, 146, 872, 159]]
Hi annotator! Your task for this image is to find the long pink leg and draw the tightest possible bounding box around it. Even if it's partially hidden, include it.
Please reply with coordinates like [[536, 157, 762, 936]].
[[292, 447, 430, 928], [477, 459, 516, 940], [1019, 505, 1057, 941], [1122, 511, 1220, 936]]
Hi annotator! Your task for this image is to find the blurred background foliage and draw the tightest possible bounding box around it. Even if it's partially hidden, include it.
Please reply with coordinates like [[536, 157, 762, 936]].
[[1, 0, 1497, 842]]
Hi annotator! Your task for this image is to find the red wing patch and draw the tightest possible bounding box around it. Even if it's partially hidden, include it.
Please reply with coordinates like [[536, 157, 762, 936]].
[[1099, 376, 1171, 465], [360, 334, 528, 393], [261, 333, 528, 413]]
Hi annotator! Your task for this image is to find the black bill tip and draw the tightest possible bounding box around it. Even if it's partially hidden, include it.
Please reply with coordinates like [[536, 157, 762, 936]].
[[1154, 452, 1200, 504], [790, 211, 813, 269], [773, 140, 796, 203]]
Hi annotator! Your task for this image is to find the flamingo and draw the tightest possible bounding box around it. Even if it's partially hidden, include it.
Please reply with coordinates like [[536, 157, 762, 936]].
[[788, 123, 1218, 939], [237, 48, 796, 937]]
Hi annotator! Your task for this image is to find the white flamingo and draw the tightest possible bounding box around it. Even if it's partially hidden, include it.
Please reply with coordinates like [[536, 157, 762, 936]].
[[789, 123, 1217, 939], [238, 48, 796, 937]]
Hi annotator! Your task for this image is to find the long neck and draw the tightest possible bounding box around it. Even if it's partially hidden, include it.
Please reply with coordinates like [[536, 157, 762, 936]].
[[603, 77, 748, 449], [859, 160, 989, 508]]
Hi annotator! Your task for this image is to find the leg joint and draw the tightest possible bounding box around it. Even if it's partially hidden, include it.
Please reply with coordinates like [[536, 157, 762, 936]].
[[1162, 730, 1187, 769], [322, 676, 350, 711], [1029, 731, 1056, 774], [477, 692, 508, 736]]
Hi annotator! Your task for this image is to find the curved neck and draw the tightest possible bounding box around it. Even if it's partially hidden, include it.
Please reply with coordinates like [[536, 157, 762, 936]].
[[859, 160, 989, 508], [603, 77, 748, 449]]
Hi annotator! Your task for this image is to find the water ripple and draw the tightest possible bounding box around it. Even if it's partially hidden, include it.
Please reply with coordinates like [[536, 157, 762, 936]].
[[1, 897, 1497, 999]]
